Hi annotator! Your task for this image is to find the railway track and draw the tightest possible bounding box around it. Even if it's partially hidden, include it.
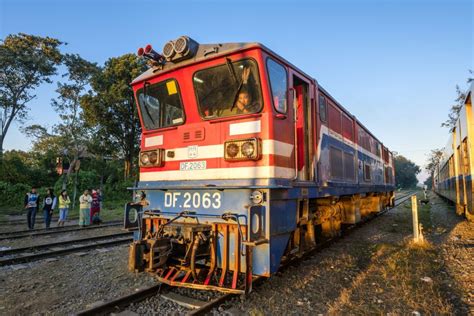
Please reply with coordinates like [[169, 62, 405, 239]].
[[0, 221, 122, 241], [0, 232, 132, 266], [0, 216, 80, 225], [75, 191, 418, 316], [394, 190, 417, 205]]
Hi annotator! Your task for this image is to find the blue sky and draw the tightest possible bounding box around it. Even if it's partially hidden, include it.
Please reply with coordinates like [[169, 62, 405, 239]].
[[1, 0, 472, 181]]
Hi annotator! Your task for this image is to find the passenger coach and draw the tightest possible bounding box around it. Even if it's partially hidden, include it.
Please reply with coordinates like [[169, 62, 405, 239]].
[[124, 36, 396, 293], [434, 82, 474, 221]]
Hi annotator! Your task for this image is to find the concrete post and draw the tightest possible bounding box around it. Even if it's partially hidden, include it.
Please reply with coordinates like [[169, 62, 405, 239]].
[[411, 195, 419, 242]]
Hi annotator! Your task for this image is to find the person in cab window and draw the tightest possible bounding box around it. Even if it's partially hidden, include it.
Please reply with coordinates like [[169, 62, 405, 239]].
[[222, 67, 259, 116], [234, 89, 254, 114]]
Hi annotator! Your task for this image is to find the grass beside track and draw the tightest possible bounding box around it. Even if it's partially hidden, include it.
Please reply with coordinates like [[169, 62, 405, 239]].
[[326, 193, 458, 314], [327, 240, 451, 314]]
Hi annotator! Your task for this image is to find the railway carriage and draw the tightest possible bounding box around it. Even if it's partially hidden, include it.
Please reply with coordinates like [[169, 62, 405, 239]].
[[433, 82, 474, 221], [125, 36, 396, 293]]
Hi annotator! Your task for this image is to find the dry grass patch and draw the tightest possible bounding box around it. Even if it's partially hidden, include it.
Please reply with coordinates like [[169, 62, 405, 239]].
[[328, 240, 454, 315]]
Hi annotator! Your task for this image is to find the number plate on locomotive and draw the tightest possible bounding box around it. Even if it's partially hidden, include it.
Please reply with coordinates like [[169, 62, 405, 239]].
[[180, 161, 206, 171], [164, 191, 222, 209]]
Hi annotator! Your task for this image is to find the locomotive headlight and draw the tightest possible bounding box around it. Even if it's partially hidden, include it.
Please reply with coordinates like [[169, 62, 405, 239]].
[[140, 153, 150, 165], [250, 190, 264, 204], [163, 36, 198, 63], [139, 149, 164, 167], [226, 143, 239, 158], [241, 142, 255, 158], [162, 41, 175, 60], [174, 36, 189, 54], [224, 138, 261, 161], [149, 151, 158, 164]]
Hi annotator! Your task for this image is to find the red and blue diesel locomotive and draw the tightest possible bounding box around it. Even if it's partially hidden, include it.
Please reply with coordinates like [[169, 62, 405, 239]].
[[124, 36, 396, 293]]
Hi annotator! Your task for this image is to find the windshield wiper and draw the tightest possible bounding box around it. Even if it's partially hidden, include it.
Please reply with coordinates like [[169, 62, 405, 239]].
[[225, 58, 243, 111], [225, 58, 242, 111], [230, 81, 243, 111], [143, 82, 156, 125], [226, 58, 238, 84]]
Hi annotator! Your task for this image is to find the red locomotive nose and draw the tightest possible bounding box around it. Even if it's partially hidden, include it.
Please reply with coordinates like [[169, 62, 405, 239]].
[[137, 47, 144, 57], [144, 44, 153, 54]]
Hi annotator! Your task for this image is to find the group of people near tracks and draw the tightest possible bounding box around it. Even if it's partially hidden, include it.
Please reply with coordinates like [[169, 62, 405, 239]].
[[23, 187, 103, 230]]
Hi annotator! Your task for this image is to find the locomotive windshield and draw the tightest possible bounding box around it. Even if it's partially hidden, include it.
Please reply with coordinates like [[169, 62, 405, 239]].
[[137, 79, 185, 130], [193, 59, 262, 118]]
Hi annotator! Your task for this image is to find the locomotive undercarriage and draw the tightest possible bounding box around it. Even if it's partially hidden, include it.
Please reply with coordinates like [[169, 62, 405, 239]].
[[128, 214, 254, 294], [128, 191, 394, 294], [285, 192, 394, 258], [455, 203, 474, 221]]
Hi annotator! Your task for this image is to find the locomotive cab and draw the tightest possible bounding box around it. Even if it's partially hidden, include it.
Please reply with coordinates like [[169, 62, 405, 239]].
[[125, 36, 396, 294]]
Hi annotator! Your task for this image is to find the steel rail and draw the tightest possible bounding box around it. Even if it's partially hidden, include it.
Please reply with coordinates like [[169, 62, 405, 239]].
[[0, 232, 131, 256], [74, 192, 417, 316], [0, 236, 132, 266], [0, 222, 122, 240], [0, 220, 121, 236], [75, 284, 166, 316], [0, 216, 80, 225]]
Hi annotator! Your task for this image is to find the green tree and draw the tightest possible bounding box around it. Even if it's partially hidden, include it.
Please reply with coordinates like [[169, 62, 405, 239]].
[[0, 149, 58, 188], [394, 155, 421, 189], [81, 54, 146, 179], [0, 150, 32, 184], [23, 54, 99, 207], [425, 148, 443, 176], [0, 33, 63, 156], [51, 54, 99, 192], [424, 148, 443, 190], [22, 124, 65, 158], [442, 70, 473, 129], [424, 175, 433, 190]]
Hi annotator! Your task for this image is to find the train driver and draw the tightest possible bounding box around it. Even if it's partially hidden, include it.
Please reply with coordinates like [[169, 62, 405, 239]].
[[233, 89, 255, 114], [221, 67, 259, 116]]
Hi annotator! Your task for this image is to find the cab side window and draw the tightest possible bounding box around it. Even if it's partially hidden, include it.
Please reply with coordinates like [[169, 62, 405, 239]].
[[319, 95, 327, 122], [266, 58, 287, 113]]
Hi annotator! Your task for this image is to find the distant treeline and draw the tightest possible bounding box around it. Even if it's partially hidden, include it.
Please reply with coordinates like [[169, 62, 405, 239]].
[[1, 33, 146, 209], [0, 150, 133, 209]]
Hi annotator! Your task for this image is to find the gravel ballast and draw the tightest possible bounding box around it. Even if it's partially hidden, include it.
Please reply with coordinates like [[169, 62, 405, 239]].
[[0, 193, 472, 315]]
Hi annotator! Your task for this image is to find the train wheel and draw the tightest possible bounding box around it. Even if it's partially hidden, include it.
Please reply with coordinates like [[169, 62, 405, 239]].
[[465, 208, 474, 222]]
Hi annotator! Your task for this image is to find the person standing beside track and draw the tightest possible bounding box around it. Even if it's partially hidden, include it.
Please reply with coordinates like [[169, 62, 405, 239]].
[[24, 187, 39, 230], [96, 188, 103, 210], [57, 190, 71, 227], [90, 189, 101, 224], [78, 189, 93, 227], [42, 188, 57, 228]]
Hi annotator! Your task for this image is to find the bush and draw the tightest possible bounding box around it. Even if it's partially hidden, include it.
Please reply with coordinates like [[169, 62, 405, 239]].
[[0, 153, 135, 218], [0, 150, 59, 188], [0, 181, 34, 209]]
